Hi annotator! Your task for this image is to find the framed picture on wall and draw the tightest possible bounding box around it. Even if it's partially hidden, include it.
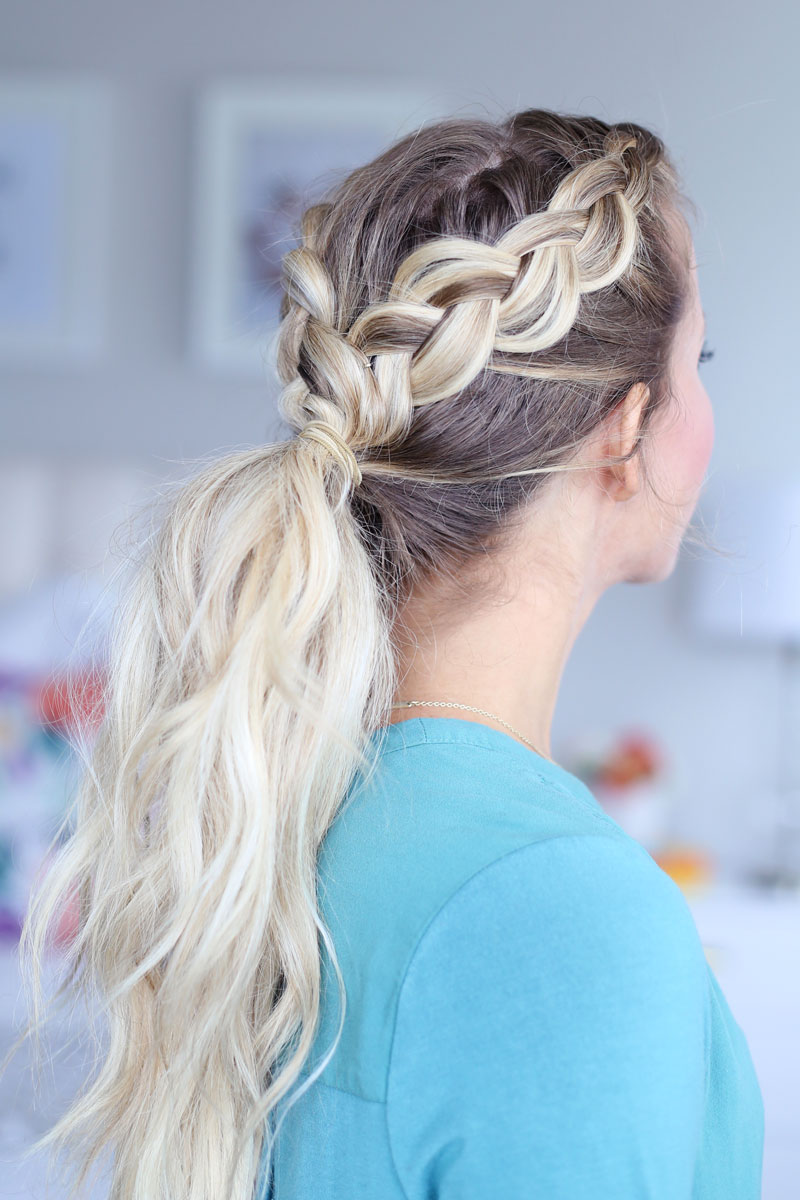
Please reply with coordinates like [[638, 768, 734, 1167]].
[[188, 77, 441, 375], [0, 76, 113, 364]]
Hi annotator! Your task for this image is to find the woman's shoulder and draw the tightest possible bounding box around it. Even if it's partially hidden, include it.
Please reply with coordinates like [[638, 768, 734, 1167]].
[[383, 832, 711, 1197], [308, 720, 703, 1101], [317, 719, 630, 984], [323, 716, 622, 880]]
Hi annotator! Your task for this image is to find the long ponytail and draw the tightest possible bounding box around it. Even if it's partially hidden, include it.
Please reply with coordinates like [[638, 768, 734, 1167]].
[[9, 436, 397, 1196]]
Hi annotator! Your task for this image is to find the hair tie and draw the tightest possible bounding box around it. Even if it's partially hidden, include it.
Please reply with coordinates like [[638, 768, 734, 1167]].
[[297, 420, 363, 488]]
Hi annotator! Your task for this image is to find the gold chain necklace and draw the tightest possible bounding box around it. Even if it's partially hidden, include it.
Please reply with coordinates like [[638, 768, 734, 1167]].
[[390, 699, 554, 764]]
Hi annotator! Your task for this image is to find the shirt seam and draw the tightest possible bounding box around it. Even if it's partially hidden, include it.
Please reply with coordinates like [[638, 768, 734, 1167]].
[[294, 1070, 386, 1103], [382, 830, 642, 1193]]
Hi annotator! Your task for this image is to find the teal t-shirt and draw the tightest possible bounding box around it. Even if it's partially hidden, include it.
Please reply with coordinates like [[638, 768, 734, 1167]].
[[262, 717, 764, 1198]]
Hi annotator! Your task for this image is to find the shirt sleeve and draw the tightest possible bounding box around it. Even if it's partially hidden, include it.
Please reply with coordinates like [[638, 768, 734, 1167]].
[[385, 832, 710, 1200]]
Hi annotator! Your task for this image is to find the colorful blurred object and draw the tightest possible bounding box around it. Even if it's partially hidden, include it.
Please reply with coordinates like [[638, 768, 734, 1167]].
[[565, 726, 716, 889], [653, 842, 715, 895], [594, 731, 662, 788], [38, 667, 106, 738], [0, 666, 104, 948]]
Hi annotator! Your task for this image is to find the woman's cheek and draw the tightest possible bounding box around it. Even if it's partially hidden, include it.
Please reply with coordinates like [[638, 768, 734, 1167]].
[[690, 383, 715, 485]]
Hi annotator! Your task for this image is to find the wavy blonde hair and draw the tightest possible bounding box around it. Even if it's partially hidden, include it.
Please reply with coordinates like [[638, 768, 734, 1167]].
[[5, 109, 715, 1199]]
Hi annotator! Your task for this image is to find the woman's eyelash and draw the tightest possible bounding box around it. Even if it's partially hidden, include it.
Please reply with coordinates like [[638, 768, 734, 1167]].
[[699, 341, 715, 365]]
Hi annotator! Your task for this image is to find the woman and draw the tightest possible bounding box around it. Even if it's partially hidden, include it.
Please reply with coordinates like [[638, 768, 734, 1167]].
[[15, 109, 763, 1199]]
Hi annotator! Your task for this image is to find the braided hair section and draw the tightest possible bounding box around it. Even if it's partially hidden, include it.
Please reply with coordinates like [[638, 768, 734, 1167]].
[[277, 126, 660, 492]]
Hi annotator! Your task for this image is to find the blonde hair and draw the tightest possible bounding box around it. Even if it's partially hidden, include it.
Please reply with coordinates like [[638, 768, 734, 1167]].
[[6, 108, 716, 1199]]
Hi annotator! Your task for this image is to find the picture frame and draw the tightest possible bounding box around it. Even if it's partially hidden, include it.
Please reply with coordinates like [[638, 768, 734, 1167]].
[[0, 75, 113, 364], [188, 78, 441, 375]]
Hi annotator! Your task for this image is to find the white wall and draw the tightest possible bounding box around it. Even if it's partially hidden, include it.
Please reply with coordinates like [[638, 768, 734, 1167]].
[[3, 0, 800, 874]]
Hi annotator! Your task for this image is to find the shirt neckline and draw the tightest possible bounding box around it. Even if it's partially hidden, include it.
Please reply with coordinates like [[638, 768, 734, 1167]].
[[369, 716, 604, 817]]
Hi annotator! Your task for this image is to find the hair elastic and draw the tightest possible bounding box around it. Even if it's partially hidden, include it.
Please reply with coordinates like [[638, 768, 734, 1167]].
[[297, 420, 363, 488]]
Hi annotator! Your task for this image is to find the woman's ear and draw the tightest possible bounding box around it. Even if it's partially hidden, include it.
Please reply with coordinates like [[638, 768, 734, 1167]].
[[599, 381, 650, 502]]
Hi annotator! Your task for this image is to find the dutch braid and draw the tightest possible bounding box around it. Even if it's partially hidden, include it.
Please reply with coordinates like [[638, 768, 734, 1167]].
[[278, 129, 655, 487]]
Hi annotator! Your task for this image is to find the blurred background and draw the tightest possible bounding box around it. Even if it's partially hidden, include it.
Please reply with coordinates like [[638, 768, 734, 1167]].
[[1, 0, 799, 1195]]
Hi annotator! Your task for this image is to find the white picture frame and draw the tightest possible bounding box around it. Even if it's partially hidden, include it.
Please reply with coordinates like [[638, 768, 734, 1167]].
[[0, 75, 113, 364], [188, 78, 441, 375]]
